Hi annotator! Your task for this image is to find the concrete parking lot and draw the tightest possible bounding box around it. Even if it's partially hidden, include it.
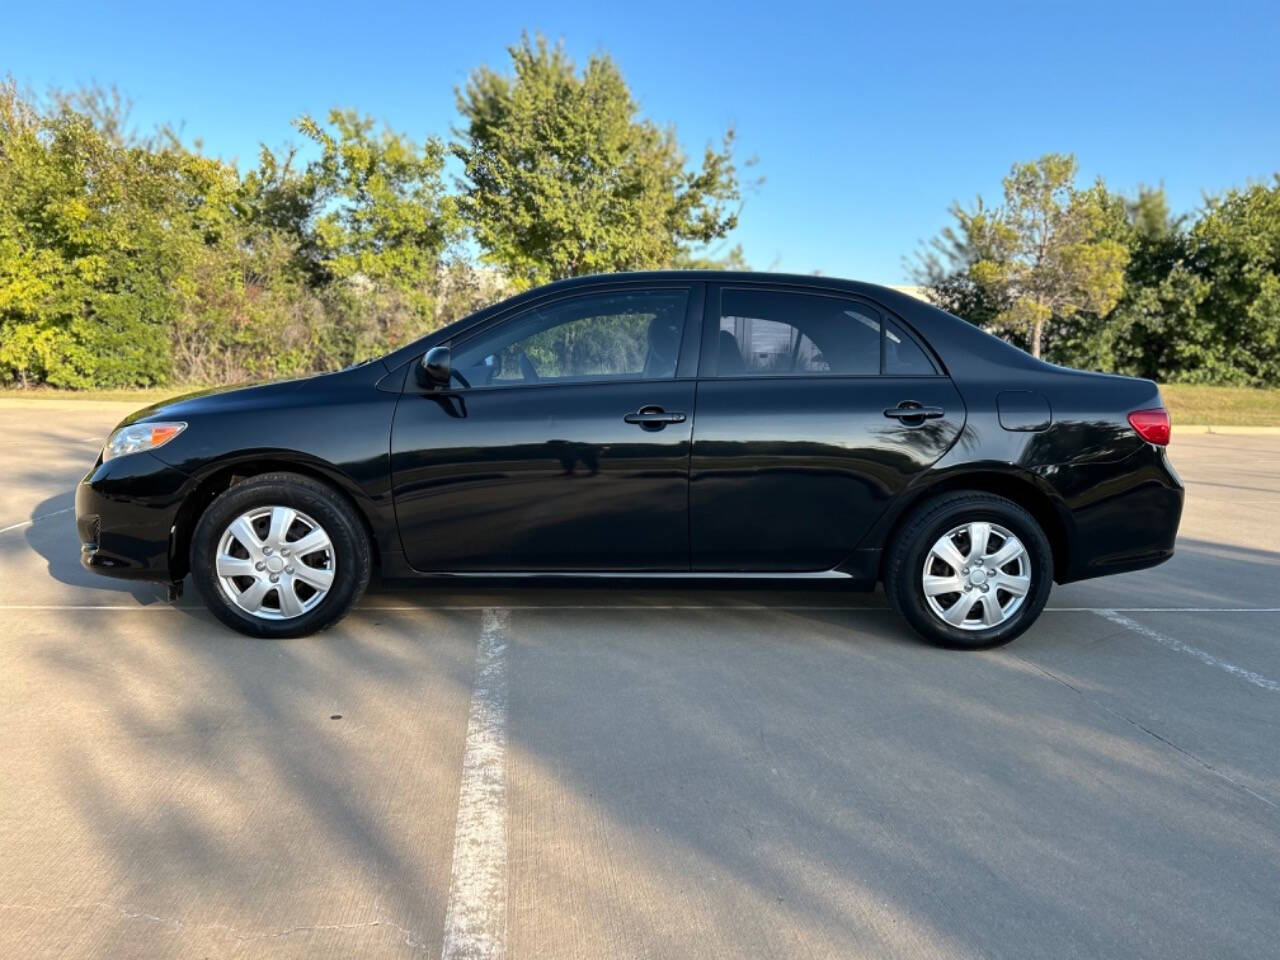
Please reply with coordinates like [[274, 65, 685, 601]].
[[1, 399, 1278, 959]]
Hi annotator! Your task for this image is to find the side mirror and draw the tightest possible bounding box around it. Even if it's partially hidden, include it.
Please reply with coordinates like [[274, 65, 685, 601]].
[[418, 346, 452, 389]]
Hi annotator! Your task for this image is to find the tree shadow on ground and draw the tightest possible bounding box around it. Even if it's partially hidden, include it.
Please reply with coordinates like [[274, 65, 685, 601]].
[[13, 535, 1280, 956]]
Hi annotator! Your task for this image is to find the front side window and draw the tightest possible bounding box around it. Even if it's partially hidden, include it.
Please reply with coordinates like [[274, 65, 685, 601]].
[[714, 289, 936, 377], [453, 289, 689, 387]]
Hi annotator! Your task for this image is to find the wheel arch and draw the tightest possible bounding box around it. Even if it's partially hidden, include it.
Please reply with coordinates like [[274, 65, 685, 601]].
[[169, 455, 381, 582], [874, 469, 1072, 584]]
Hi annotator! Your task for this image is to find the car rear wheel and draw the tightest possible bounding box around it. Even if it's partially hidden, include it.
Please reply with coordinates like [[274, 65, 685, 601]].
[[884, 491, 1053, 649], [190, 472, 370, 638]]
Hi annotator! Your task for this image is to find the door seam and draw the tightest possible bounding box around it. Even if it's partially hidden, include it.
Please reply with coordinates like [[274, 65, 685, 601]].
[[686, 379, 698, 572]]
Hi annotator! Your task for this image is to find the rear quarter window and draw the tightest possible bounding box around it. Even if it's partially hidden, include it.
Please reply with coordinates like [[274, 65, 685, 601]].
[[883, 318, 938, 375]]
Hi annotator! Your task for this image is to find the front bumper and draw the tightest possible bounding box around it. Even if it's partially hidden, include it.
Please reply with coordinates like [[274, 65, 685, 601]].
[[76, 452, 191, 581]]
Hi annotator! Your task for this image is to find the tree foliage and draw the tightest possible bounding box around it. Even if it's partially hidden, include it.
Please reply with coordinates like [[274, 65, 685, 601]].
[[295, 110, 458, 307], [0, 82, 179, 385], [0, 83, 495, 387], [918, 156, 1280, 386], [916, 154, 1129, 358], [1172, 180, 1280, 385], [0, 38, 749, 389], [452, 34, 745, 288], [5, 51, 1279, 390]]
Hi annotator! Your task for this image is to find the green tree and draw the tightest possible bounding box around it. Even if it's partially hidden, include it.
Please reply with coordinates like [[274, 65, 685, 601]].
[[1080, 179, 1280, 387], [0, 83, 484, 388], [916, 154, 1130, 359], [670, 243, 751, 271], [1079, 186, 1202, 380], [452, 34, 745, 288], [1174, 178, 1280, 385], [0, 81, 180, 386], [294, 110, 460, 345]]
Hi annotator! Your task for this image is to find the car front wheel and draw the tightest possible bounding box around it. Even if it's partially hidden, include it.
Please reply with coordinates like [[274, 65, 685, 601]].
[[884, 491, 1053, 649], [190, 472, 371, 638]]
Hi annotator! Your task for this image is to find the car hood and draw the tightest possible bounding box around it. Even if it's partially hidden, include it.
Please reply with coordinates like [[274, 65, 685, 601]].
[[119, 378, 310, 426], [119, 364, 386, 426]]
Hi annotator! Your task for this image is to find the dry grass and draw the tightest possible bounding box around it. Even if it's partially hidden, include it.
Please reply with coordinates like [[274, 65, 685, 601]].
[[1159, 384, 1280, 426], [0, 385, 208, 405]]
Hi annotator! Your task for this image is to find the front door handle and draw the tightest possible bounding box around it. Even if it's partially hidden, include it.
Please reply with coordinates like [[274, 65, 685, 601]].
[[884, 402, 945, 423], [624, 406, 687, 430]]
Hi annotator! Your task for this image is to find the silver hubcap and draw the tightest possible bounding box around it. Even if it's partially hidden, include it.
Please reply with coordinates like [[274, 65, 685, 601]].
[[922, 521, 1031, 631], [215, 506, 336, 620]]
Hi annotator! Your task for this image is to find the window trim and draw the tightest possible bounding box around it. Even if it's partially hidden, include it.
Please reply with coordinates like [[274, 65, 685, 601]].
[[699, 283, 944, 380], [426, 283, 701, 393]]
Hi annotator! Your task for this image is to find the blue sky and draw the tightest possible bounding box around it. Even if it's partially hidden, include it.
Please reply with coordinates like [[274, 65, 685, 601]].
[[4, 0, 1278, 283]]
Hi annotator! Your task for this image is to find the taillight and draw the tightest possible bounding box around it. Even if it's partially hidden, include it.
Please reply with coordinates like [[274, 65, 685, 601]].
[[1128, 408, 1171, 446]]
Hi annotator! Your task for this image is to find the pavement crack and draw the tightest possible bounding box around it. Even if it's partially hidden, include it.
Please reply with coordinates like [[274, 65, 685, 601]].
[[1012, 653, 1280, 812], [229, 918, 429, 950]]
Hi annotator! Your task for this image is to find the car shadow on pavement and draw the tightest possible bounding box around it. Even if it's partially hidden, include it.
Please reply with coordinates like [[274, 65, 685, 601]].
[[1051, 535, 1280, 610], [21, 490, 169, 604]]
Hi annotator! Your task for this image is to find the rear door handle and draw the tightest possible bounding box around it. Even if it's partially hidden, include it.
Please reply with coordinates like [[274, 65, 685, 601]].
[[624, 407, 687, 430], [884, 403, 945, 422]]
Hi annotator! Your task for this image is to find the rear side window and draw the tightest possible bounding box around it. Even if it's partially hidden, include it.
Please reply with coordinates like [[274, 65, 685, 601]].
[[713, 289, 936, 377]]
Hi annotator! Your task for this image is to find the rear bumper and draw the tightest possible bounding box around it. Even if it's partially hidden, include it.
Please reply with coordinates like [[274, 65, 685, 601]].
[[76, 453, 191, 582], [1053, 444, 1184, 583]]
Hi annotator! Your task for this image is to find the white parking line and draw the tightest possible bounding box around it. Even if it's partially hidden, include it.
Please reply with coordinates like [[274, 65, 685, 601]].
[[440, 607, 510, 960], [0, 507, 75, 535], [1097, 609, 1280, 693], [1049, 607, 1280, 613]]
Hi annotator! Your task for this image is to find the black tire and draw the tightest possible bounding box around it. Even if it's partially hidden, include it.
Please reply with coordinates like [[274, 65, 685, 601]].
[[190, 472, 371, 638], [884, 491, 1053, 649]]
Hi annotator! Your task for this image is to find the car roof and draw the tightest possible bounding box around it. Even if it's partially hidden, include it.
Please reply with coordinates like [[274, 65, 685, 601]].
[[494, 270, 913, 304]]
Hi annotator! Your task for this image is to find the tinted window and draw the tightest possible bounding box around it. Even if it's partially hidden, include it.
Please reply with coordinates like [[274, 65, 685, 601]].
[[453, 289, 689, 386], [883, 318, 938, 375], [717, 290, 881, 376]]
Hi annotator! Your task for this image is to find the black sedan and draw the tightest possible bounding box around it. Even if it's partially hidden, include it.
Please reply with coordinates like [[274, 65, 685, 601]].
[[76, 272, 1183, 647]]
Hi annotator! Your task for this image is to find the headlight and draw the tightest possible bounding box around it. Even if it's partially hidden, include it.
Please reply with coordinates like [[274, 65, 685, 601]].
[[102, 422, 187, 462]]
